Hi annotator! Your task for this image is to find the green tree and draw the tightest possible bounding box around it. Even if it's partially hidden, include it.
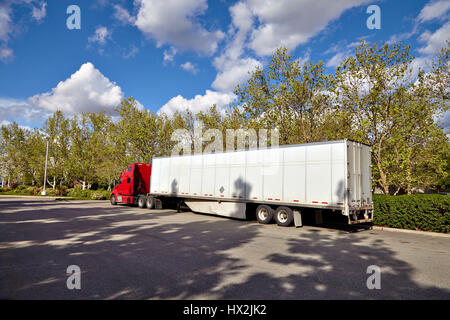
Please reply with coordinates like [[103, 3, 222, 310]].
[[334, 40, 448, 193], [42, 111, 71, 188], [116, 97, 160, 163], [235, 47, 333, 144]]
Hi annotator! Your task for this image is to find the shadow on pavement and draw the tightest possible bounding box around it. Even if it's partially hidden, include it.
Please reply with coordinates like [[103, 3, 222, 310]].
[[0, 198, 449, 299]]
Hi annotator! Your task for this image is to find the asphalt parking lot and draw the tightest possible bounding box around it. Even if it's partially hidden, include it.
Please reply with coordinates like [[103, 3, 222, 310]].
[[0, 195, 449, 299]]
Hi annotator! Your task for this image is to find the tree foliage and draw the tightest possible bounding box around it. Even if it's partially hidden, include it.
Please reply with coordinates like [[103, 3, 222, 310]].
[[0, 41, 448, 194]]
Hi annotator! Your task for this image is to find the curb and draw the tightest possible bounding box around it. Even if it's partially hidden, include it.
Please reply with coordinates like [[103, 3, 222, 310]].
[[372, 226, 450, 238]]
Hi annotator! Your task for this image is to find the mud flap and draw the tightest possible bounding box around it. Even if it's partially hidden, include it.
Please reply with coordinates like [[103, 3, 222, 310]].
[[293, 210, 302, 227]]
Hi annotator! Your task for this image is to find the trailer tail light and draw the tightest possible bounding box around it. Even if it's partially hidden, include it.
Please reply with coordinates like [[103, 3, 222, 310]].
[[322, 202, 328, 204], [312, 201, 318, 204], [293, 200, 299, 202], [337, 202, 344, 205], [252, 197, 258, 199]]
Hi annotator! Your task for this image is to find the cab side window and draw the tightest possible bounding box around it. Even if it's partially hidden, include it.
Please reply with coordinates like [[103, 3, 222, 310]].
[[127, 177, 131, 184], [119, 177, 122, 184], [128, 166, 132, 172]]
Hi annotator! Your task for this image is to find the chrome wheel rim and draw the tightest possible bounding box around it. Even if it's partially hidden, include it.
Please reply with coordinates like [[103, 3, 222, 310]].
[[258, 208, 268, 221], [278, 210, 288, 223]]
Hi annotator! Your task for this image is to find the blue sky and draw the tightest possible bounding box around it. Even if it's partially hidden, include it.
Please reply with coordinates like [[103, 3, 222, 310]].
[[0, 0, 449, 130]]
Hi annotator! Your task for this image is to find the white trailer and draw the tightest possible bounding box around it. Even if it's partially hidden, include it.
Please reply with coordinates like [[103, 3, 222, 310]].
[[148, 140, 373, 226]]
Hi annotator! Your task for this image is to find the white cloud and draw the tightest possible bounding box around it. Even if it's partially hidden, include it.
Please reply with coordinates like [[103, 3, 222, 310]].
[[418, 22, 450, 55], [295, 50, 311, 67], [0, 46, 13, 62], [211, 1, 262, 92], [246, 0, 371, 56], [32, 2, 47, 23], [0, 97, 49, 126], [0, 4, 12, 42], [180, 61, 198, 74], [123, 45, 139, 59], [0, 119, 34, 131], [29, 62, 124, 114], [134, 0, 224, 55], [0, 4, 13, 62], [326, 51, 348, 68], [113, 4, 136, 25], [418, 0, 450, 22], [158, 90, 235, 116], [212, 58, 261, 92], [163, 47, 177, 63], [88, 26, 111, 44]]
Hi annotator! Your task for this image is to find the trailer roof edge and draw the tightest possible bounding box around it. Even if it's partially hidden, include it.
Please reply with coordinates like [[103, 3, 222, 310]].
[[152, 139, 371, 160]]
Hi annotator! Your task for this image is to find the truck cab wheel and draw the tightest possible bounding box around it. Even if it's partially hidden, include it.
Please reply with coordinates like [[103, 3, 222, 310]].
[[275, 206, 294, 226], [138, 197, 146, 208], [110, 195, 117, 205], [146, 197, 155, 209], [256, 205, 274, 224]]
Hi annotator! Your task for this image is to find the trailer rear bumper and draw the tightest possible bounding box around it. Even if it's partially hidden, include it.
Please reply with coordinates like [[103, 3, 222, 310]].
[[348, 208, 373, 224], [349, 218, 373, 224]]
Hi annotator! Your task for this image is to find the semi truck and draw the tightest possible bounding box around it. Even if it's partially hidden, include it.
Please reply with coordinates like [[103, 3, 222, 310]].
[[110, 140, 373, 227]]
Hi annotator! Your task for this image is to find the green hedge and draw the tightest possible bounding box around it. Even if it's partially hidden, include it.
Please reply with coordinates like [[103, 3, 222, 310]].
[[373, 194, 450, 233], [0, 185, 111, 200], [67, 187, 111, 200]]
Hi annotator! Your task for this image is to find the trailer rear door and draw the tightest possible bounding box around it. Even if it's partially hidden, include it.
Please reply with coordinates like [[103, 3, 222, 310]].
[[347, 141, 372, 208]]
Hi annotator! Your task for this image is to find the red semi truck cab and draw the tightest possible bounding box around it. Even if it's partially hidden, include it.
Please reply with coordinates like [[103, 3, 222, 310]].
[[110, 163, 151, 205]]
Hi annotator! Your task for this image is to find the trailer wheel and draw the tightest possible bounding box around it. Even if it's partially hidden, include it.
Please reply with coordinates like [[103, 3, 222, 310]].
[[110, 195, 117, 205], [146, 197, 155, 209], [138, 196, 146, 208], [256, 205, 274, 224], [275, 206, 294, 227]]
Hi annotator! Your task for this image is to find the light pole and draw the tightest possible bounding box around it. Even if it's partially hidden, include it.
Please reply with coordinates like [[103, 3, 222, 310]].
[[41, 136, 49, 196]]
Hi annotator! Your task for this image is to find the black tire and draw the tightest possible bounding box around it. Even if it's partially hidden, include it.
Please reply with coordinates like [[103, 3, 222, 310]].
[[146, 197, 155, 209], [110, 195, 117, 205], [138, 196, 146, 208], [256, 205, 274, 224], [275, 206, 294, 227]]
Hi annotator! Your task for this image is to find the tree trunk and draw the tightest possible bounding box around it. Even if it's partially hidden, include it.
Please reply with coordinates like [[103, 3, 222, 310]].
[[47, 177, 56, 189], [377, 163, 389, 194]]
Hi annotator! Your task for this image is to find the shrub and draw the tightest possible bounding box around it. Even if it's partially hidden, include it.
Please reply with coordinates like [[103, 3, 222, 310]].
[[67, 187, 110, 200], [56, 185, 68, 196], [16, 184, 27, 191], [91, 192, 106, 200], [373, 194, 450, 233], [68, 187, 83, 198], [44, 188, 58, 196], [28, 186, 41, 195]]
